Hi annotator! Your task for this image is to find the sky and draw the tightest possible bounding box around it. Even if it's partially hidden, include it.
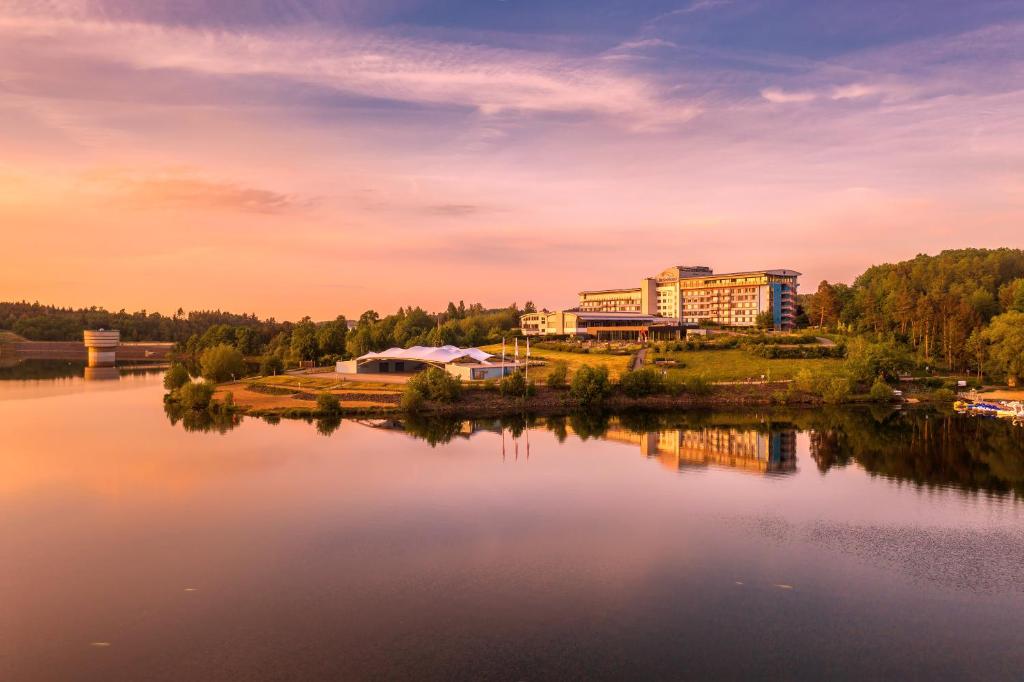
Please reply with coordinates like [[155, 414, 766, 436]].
[[1, 0, 1022, 320]]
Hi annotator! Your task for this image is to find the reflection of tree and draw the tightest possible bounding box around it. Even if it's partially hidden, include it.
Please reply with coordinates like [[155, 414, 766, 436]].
[[547, 415, 568, 443], [808, 408, 1024, 497], [315, 416, 342, 436], [568, 411, 611, 440], [0, 359, 85, 380], [163, 401, 242, 434], [402, 414, 464, 447]]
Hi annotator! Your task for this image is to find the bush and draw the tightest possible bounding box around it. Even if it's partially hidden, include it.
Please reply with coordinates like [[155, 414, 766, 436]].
[[400, 387, 425, 412], [619, 368, 665, 398], [259, 354, 284, 376], [163, 363, 191, 391], [683, 375, 713, 396], [793, 368, 816, 393], [499, 371, 530, 397], [821, 377, 852, 404], [200, 343, 247, 383], [176, 381, 215, 410], [316, 392, 341, 415], [749, 345, 845, 359], [869, 376, 892, 402], [930, 388, 956, 403], [546, 361, 569, 388], [570, 365, 611, 406], [407, 367, 461, 403]]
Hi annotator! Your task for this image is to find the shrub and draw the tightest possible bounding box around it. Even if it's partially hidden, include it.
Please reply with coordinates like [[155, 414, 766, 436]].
[[407, 367, 462, 403], [930, 388, 956, 403], [400, 387, 425, 412], [869, 376, 892, 402], [176, 381, 215, 410], [684, 375, 712, 396], [499, 371, 529, 397], [570, 365, 611, 406], [163, 363, 190, 391], [619, 368, 665, 398], [200, 343, 247, 383], [546, 361, 569, 388], [260, 354, 284, 376], [316, 392, 341, 415], [793, 368, 816, 393], [821, 377, 852, 404]]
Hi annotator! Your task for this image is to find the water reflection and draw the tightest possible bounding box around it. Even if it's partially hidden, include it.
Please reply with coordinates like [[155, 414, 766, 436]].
[[163, 400, 244, 434], [809, 408, 1024, 497], [384, 408, 1023, 495]]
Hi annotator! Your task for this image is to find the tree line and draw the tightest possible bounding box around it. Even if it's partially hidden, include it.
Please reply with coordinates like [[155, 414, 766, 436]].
[[802, 248, 1024, 383], [0, 299, 533, 367]]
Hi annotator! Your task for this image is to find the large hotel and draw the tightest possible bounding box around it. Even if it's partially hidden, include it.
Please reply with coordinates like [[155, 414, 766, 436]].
[[522, 265, 800, 338]]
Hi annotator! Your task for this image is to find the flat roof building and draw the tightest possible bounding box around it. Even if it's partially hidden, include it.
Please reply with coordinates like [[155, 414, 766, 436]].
[[524, 264, 801, 337]]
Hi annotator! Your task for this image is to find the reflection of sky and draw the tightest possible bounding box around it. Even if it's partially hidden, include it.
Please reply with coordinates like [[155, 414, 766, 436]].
[[3, 376, 1024, 678], [3, 1, 1024, 318]]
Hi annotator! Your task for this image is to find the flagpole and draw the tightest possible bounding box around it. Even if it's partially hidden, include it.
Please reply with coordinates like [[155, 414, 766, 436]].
[[502, 337, 506, 375], [525, 337, 529, 384]]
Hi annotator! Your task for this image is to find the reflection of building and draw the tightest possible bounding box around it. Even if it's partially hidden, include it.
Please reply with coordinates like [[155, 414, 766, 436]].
[[641, 428, 797, 474], [83, 366, 120, 381], [522, 264, 801, 335]]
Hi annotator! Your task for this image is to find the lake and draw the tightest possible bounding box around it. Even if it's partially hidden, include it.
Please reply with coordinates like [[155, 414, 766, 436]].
[[2, 363, 1024, 680]]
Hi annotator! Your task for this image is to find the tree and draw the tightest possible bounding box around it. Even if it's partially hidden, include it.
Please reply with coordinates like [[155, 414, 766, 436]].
[[619, 368, 665, 397], [260, 354, 284, 376], [546, 361, 568, 388], [316, 317, 347, 357], [981, 312, 1024, 386], [407, 367, 462, 403], [316, 393, 341, 416], [570, 365, 611, 406], [176, 381, 215, 410], [289, 320, 318, 362], [756, 311, 774, 330], [499, 371, 530, 397], [869, 376, 892, 402], [163, 363, 191, 391], [806, 280, 842, 328], [199, 343, 247, 382]]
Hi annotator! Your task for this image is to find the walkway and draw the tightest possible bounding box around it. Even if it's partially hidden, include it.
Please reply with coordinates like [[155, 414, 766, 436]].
[[631, 348, 647, 371]]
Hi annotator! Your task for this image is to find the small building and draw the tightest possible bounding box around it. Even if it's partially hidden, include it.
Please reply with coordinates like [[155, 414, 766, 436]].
[[336, 345, 518, 381]]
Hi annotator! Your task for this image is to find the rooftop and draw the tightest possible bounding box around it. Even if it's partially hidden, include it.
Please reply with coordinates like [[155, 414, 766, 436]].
[[357, 345, 495, 365]]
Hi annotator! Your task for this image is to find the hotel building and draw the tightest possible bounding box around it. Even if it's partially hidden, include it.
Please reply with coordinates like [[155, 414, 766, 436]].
[[522, 264, 800, 337]]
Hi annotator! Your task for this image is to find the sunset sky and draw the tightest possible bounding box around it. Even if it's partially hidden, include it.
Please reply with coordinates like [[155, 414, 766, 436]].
[[2, 0, 1022, 320]]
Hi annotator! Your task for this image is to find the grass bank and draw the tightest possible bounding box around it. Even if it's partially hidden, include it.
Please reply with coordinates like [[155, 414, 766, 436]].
[[648, 348, 844, 381], [477, 343, 633, 381]]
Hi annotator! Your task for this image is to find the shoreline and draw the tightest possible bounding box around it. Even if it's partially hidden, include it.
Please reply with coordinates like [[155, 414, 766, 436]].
[[209, 380, 925, 421]]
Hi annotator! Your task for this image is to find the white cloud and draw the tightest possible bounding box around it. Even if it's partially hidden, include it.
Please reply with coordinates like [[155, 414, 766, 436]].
[[831, 83, 880, 100], [760, 87, 817, 104], [0, 13, 700, 132]]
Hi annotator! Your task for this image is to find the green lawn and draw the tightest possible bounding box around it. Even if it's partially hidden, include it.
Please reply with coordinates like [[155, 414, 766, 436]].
[[648, 349, 844, 382], [248, 375, 403, 392], [479, 343, 633, 381]]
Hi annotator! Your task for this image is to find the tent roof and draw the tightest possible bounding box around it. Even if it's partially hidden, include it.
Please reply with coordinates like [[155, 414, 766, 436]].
[[357, 345, 495, 365]]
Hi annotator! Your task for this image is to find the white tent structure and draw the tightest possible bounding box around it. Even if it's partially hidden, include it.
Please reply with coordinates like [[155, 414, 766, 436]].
[[336, 345, 518, 381]]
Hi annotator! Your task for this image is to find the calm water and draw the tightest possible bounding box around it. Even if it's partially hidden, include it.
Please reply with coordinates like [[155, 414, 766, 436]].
[[2, 366, 1024, 680]]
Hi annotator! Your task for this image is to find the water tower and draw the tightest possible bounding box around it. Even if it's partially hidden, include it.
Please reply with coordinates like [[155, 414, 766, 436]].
[[83, 329, 120, 368]]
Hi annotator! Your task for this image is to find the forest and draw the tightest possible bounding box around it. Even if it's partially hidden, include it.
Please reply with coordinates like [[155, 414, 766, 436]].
[[0, 299, 532, 367], [802, 248, 1024, 383]]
